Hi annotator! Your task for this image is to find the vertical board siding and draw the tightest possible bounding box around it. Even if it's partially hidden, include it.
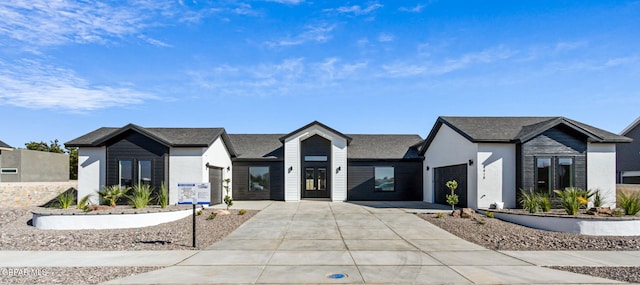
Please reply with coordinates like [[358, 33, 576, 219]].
[[232, 161, 284, 200], [617, 123, 640, 175], [347, 160, 422, 201], [105, 131, 168, 196], [519, 126, 587, 194], [434, 164, 468, 208]]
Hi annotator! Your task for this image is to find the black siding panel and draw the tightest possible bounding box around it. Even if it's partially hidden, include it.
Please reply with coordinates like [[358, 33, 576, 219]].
[[518, 126, 587, 194], [232, 161, 284, 200], [105, 131, 168, 201], [347, 161, 422, 201], [617, 123, 640, 182]]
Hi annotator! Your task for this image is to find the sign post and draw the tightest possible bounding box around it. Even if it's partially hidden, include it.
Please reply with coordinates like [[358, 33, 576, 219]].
[[177, 183, 211, 248]]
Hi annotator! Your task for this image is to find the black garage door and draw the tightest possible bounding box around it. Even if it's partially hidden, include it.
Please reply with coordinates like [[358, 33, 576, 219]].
[[434, 164, 468, 208], [208, 167, 223, 205]]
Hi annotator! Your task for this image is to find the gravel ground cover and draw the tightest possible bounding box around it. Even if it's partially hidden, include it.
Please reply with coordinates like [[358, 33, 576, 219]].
[[0, 207, 257, 250], [0, 266, 162, 285], [419, 212, 640, 283]]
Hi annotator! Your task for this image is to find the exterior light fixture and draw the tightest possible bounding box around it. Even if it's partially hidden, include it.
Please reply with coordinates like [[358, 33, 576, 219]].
[[426, 166, 430, 171], [227, 166, 231, 171], [468, 159, 474, 166], [288, 166, 293, 173]]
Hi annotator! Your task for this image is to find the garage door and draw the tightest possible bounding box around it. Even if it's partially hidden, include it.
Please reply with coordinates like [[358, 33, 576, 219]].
[[434, 164, 468, 208], [208, 167, 223, 205]]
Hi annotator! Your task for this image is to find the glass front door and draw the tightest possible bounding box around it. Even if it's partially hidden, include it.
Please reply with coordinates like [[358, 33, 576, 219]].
[[302, 167, 329, 198]]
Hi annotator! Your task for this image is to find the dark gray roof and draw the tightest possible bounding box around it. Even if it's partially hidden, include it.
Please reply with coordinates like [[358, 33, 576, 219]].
[[230, 134, 422, 160], [420, 116, 632, 155], [0, 140, 12, 149], [66, 124, 236, 156], [229, 134, 284, 159]]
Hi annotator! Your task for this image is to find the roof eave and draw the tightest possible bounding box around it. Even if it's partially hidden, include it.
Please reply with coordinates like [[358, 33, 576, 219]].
[[278, 121, 353, 144]]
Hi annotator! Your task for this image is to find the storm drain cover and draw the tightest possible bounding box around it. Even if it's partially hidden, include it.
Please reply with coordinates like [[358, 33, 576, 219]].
[[327, 273, 347, 279]]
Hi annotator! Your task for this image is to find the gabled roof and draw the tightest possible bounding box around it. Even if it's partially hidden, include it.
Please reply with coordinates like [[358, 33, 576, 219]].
[[620, 116, 640, 136], [230, 133, 422, 160], [279, 121, 352, 144], [0, 140, 13, 149], [66, 124, 237, 156], [420, 116, 632, 155]]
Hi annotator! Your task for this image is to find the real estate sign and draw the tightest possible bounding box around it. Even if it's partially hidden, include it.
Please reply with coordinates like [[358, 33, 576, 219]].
[[177, 183, 211, 205]]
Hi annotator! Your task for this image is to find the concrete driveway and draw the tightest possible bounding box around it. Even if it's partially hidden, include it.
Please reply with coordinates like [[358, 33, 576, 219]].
[[107, 201, 620, 284]]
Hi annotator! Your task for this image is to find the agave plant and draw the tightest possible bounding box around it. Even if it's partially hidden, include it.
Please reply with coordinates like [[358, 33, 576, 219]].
[[520, 189, 539, 213], [98, 185, 130, 207], [553, 187, 585, 215], [76, 194, 93, 211], [618, 191, 640, 216], [157, 182, 169, 208], [56, 190, 75, 209]]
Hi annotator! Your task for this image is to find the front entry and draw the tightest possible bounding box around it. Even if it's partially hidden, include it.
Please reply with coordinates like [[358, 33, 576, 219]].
[[300, 135, 331, 199], [303, 167, 330, 198]]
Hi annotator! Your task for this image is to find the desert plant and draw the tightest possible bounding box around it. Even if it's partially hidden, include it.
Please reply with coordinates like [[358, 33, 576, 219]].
[[223, 178, 233, 210], [538, 193, 552, 212], [520, 189, 539, 213], [613, 208, 624, 217], [445, 180, 459, 211], [239, 209, 247, 215], [158, 182, 169, 208], [485, 212, 494, 218], [77, 194, 93, 211], [592, 189, 604, 208], [197, 209, 203, 215], [436, 212, 445, 218], [128, 184, 153, 209], [618, 191, 640, 215], [56, 190, 75, 209], [98, 185, 131, 207], [554, 187, 586, 215], [206, 212, 217, 220]]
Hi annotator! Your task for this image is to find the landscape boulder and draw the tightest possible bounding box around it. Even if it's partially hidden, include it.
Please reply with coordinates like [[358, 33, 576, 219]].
[[461, 208, 475, 218], [451, 210, 461, 218], [586, 207, 613, 216]]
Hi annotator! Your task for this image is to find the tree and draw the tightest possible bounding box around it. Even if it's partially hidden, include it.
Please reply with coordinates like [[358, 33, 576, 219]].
[[24, 139, 77, 180]]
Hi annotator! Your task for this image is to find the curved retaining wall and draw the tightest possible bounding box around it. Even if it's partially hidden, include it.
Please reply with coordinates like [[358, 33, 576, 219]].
[[479, 210, 640, 236], [32, 209, 193, 230]]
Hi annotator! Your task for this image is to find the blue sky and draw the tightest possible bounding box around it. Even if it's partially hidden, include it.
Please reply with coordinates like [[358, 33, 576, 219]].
[[1, 1, 639, 148]]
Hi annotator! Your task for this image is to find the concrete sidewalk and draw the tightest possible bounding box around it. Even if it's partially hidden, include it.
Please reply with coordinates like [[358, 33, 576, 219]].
[[98, 201, 632, 284]]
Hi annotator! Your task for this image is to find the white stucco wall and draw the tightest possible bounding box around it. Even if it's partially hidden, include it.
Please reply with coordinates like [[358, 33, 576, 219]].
[[423, 124, 478, 207], [587, 143, 617, 208], [477, 144, 516, 208], [169, 147, 205, 205], [202, 137, 233, 202], [77, 147, 106, 204], [283, 125, 348, 202]]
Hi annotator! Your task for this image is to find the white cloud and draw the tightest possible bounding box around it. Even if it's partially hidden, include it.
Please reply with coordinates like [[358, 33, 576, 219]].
[[0, 59, 157, 111], [265, 23, 335, 47], [378, 33, 394, 42], [326, 2, 383, 16], [264, 0, 305, 4], [399, 4, 426, 13], [188, 57, 368, 96]]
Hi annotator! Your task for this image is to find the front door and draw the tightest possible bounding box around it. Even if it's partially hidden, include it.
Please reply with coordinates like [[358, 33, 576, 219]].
[[303, 167, 330, 198]]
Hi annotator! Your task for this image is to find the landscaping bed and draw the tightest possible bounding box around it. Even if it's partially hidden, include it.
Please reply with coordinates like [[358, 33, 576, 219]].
[[0, 207, 257, 250]]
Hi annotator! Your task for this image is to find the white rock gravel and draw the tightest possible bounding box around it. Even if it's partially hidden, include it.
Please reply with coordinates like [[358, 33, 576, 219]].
[[0, 206, 256, 284], [419, 212, 640, 283]]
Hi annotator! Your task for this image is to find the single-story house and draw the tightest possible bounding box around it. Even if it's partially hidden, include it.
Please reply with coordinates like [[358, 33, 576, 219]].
[[420, 117, 631, 209], [65, 122, 423, 204], [66, 117, 629, 209], [617, 117, 640, 184], [0, 141, 70, 183]]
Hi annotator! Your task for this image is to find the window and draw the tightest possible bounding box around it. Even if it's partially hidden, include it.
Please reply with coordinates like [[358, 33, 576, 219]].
[[138, 160, 152, 186], [119, 160, 133, 187], [249, 166, 269, 191], [0, 168, 18, 174], [374, 167, 395, 191], [535, 157, 575, 194], [304, 155, 327, 162]]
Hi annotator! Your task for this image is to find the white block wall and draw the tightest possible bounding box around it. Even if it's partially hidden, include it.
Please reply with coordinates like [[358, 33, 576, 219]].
[[587, 143, 617, 208], [77, 147, 106, 204]]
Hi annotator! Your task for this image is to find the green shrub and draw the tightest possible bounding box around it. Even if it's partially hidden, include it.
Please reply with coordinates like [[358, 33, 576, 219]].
[[538, 193, 551, 212], [128, 184, 153, 209], [618, 191, 640, 216], [436, 212, 444, 218], [98, 185, 131, 207], [554, 187, 587, 215], [197, 209, 203, 215], [445, 180, 459, 210], [485, 212, 494, 218], [593, 189, 604, 208], [77, 194, 93, 211], [56, 190, 75, 209], [206, 213, 217, 220], [238, 209, 247, 215], [223, 178, 233, 210], [613, 208, 624, 217], [520, 189, 539, 213], [158, 182, 169, 208]]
